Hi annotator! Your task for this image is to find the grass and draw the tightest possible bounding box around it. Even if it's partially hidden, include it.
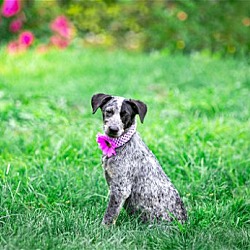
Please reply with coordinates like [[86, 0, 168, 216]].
[[0, 48, 249, 249]]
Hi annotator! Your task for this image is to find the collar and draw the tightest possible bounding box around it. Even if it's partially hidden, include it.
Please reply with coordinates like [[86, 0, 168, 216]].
[[96, 123, 136, 157]]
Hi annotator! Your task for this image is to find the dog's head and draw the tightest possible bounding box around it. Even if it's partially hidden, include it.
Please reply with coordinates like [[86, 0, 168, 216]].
[[91, 93, 147, 138]]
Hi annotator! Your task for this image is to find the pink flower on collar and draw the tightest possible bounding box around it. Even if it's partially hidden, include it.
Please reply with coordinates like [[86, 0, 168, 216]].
[[97, 134, 116, 157]]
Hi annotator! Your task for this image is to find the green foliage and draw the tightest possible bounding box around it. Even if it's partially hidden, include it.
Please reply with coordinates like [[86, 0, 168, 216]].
[[66, 0, 250, 55], [23, 1, 62, 40], [0, 48, 249, 249], [1, 0, 249, 55], [0, 0, 62, 44]]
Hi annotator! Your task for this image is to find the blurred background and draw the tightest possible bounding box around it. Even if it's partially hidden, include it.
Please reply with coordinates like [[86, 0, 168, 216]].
[[0, 0, 249, 56]]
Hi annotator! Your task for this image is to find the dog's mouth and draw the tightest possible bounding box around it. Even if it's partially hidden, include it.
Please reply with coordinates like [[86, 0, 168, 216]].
[[106, 132, 120, 138], [105, 129, 123, 138], [104, 125, 124, 138]]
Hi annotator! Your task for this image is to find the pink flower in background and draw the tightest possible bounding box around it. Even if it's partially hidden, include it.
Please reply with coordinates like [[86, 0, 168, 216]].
[[19, 31, 34, 47], [2, 0, 21, 17], [50, 35, 69, 49], [49, 15, 74, 49], [50, 15, 71, 39], [7, 40, 26, 54], [6, 29, 34, 54], [7, 41, 19, 53], [9, 18, 22, 32]]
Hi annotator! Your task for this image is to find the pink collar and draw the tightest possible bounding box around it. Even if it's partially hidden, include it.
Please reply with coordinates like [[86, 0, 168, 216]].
[[96, 124, 136, 157]]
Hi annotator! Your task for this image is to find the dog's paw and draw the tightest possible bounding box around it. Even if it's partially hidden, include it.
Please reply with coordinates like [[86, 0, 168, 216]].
[[101, 218, 117, 227], [101, 221, 110, 228]]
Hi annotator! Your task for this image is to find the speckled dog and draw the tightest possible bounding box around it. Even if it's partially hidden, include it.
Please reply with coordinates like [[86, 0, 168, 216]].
[[91, 93, 187, 225]]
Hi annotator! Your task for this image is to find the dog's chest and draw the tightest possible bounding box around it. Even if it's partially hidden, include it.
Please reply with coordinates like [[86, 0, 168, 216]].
[[102, 154, 124, 185], [101, 140, 137, 186], [102, 156, 114, 180], [101, 134, 151, 184]]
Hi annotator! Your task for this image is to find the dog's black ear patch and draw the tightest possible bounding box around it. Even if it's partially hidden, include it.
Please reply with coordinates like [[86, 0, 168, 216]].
[[128, 99, 147, 123], [91, 93, 113, 114]]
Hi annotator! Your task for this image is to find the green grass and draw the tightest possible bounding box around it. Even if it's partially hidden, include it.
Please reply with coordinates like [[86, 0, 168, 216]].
[[0, 48, 249, 249]]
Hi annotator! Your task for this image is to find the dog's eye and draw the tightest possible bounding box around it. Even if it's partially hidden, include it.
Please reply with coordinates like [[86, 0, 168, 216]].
[[121, 111, 128, 117], [106, 109, 114, 115]]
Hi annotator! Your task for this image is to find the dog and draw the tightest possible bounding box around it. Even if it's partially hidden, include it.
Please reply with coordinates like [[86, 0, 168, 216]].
[[91, 93, 187, 225]]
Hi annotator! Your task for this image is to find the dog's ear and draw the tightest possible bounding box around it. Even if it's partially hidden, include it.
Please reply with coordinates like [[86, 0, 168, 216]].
[[128, 99, 147, 123], [91, 93, 113, 114]]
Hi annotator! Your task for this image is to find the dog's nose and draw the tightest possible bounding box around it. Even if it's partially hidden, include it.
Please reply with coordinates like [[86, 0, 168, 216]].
[[109, 126, 119, 134]]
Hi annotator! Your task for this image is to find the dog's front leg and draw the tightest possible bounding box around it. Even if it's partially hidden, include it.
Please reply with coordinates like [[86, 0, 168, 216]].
[[102, 184, 131, 226]]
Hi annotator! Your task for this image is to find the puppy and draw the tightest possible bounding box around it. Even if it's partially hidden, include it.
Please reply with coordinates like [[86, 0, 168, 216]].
[[91, 93, 187, 225]]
